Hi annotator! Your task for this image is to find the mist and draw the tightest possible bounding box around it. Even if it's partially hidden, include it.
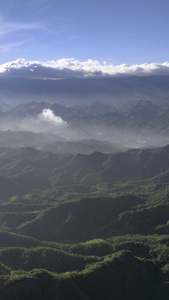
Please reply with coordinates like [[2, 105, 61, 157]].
[[0, 65, 169, 152], [0, 106, 169, 152]]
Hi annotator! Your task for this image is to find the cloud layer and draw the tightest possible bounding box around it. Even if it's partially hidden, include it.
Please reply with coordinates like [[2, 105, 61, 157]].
[[1, 58, 169, 79]]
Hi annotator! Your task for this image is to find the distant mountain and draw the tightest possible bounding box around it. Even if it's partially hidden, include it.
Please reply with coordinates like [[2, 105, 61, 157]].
[[1, 75, 169, 149], [9, 101, 87, 120], [51, 145, 169, 186], [43, 139, 120, 154], [1, 75, 169, 107], [0, 130, 121, 154], [3, 99, 169, 137], [0, 145, 169, 197], [0, 130, 62, 149]]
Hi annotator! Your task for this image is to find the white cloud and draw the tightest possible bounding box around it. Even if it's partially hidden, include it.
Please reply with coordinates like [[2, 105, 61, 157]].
[[38, 108, 67, 127], [0, 58, 169, 78]]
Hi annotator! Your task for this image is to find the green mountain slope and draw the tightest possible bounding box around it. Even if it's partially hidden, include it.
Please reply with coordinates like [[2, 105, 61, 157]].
[[1, 145, 169, 299]]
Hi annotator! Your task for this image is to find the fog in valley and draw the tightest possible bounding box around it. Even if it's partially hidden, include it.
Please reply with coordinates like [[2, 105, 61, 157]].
[[0, 104, 169, 153], [0, 60, 169, 153]]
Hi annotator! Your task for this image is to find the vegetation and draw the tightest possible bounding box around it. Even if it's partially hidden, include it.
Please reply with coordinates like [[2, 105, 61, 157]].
[[1, 145, 169, 299]]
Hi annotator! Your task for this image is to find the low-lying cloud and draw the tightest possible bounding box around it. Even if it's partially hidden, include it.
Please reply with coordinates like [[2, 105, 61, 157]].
[[38, 108, 67, 127], [1, 58, 169, 79], [0, 108, 67, 135]]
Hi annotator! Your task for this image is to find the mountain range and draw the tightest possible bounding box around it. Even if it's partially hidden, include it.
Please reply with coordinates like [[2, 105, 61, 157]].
[[0, 98, 169, 150], [1, 75, 169, 106], [1, 74, 169, 299], [1, 143, 169, 299], [0, 145, 168, 198]]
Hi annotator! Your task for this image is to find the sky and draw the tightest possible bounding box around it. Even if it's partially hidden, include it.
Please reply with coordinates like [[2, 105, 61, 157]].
[[0, 0, 169, 67]]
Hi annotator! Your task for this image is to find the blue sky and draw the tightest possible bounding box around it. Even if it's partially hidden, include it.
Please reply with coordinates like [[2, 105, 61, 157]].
[[0, 0, 169, 66]]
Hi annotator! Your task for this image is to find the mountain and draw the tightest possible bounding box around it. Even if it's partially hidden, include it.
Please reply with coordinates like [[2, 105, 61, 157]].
[[1, 75, 169, 107], [2, 73, 169, 299], [43, 139, 120, 154], [51, 145, 169, 186], [1, 144, 169, 299], [1, 99, 169, 150], [0, 146, 166, 209], [1, 145, 169, 197], [0, 130, 62, 149]]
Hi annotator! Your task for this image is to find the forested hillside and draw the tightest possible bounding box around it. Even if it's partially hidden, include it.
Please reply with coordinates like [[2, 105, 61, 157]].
[[1, 146, 169, 299]]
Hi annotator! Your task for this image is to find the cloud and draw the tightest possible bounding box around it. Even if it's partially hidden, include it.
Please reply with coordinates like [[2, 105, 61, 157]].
[[0, 108, 68, 135], [0, 41, 27, 53], [1, 58, 169, 79], [38, 108, 67, 127], [0, 20, 41, 36]]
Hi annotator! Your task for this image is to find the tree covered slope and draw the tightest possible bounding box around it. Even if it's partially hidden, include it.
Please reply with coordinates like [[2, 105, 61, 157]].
[[0, 145, 169, 299]]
